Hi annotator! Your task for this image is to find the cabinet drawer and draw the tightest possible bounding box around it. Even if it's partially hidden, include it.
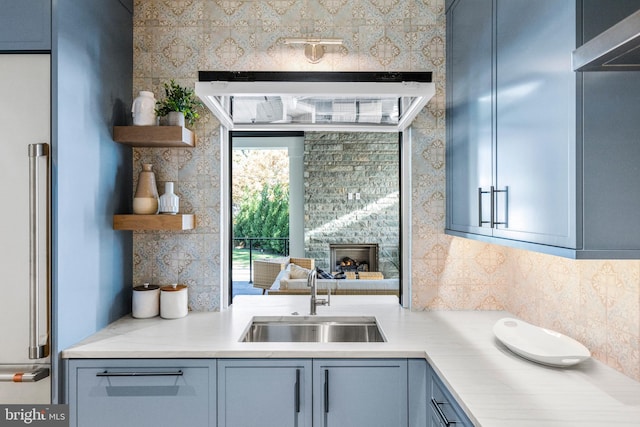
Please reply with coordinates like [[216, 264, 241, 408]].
[[428, 370, 472, 427], [68, 359, 215, 427]]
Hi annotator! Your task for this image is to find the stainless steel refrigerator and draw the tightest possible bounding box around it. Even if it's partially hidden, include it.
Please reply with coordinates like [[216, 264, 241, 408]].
[[0, 54, 51, 403]]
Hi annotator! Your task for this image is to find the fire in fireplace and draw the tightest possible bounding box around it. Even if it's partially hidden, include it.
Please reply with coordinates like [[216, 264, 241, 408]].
[[338, 256, 367, 272], [329, 244, 379, 273]]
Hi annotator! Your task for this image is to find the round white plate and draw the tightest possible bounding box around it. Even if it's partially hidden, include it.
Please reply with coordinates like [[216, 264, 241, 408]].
[[493, 317, 590, 367]]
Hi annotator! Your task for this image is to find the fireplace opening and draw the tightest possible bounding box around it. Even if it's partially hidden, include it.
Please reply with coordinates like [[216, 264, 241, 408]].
[[329, 244, 379, 273]]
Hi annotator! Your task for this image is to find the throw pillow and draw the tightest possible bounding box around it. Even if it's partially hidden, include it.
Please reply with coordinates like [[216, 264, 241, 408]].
[[316, 268, 334, 279], [289, 263, 311, 279], [333, 272, 346, 280]]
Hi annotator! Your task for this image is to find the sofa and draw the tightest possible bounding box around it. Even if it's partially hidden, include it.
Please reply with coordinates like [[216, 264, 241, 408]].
[[267, 266, 399, 296], [252, 257, 315, 294]]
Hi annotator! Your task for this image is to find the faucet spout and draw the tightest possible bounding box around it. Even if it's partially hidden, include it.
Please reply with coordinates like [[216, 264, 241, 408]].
[[307, 269, 329, 315]]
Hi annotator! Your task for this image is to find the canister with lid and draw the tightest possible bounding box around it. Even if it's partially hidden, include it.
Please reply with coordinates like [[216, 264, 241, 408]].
[[160, 284, 188, 319], [132, 283, 160, 318]]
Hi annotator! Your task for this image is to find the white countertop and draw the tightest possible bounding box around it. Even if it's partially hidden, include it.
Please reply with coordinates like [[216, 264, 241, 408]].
[[62, 295, 640, 426]]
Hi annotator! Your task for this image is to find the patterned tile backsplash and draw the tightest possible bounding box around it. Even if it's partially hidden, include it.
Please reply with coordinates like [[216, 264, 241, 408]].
[[131, 0, 639, 381]]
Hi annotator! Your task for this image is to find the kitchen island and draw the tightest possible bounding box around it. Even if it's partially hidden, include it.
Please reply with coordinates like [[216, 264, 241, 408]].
[[62, 296, 640, 426]]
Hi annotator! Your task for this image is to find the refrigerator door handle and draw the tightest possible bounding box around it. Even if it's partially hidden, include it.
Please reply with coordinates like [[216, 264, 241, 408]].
[[28, 143, 50, 360], [0, 368, 50, 383]]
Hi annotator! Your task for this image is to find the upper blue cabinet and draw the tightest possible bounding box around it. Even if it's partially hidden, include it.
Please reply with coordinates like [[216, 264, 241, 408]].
[[446, 0, 640, 259], [0, 0, 51, 51]]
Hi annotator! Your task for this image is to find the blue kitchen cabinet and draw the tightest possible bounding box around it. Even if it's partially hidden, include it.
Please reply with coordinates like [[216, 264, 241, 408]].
[[491, 0, 576, 249], [445, 0, 494, 239], [446, 0, 640, 258], [446, 0, 576, 250], [409, 359, 473, 427], [427, 364, 473, 427], [408, 359, 429, 427], [312, 359, 408, 427], [0, 0, 51, 51], [217, 359, 312, 427], [67, 359, 216, 427]]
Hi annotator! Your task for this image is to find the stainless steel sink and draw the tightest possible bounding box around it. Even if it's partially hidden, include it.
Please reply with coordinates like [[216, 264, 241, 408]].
[[240, 316, 386, 343]]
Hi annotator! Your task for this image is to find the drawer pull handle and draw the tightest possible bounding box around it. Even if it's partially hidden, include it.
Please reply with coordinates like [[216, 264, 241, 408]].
[[96, 370, 184, 377], [0, 368, 49, 383], [431, 398, 455, 426]]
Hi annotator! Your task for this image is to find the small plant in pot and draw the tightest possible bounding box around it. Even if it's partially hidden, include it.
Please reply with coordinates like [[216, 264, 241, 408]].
[[155, 79, 203, 127]]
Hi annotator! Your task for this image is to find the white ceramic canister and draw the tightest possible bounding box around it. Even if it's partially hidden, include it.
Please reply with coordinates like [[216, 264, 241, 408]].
[[132, 90, 157, 126], [132, 283, 160, 318], [160, 284, 188, 319], [158, 182, 179, 214]]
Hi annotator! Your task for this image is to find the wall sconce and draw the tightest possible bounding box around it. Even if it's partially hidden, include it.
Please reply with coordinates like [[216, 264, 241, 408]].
[[283, 38, 344, 63]]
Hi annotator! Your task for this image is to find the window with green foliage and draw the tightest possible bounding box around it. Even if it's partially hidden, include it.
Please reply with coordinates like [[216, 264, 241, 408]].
[[234, 183, 289, 253], [232, 149, 290, 255]]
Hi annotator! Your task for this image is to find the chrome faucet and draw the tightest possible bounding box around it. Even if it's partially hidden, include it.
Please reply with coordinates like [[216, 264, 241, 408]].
[[307, 269, 330, 315]]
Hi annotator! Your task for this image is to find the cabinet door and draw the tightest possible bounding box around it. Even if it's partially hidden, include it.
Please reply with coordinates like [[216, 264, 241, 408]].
[[493, 0, 577, 248], [446, 0, 494, 236], [217, 359, 312, 427], [313, 359, 408, 427], [408, 359, 428, 427], [68, 359, 216, 427], [0, 0, 51, 51]]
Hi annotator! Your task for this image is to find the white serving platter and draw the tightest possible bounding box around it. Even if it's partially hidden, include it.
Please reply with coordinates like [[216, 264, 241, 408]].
[[493, 317, 590, 367]]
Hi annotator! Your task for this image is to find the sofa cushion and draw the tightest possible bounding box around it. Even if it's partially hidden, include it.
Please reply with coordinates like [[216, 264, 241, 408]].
[[278, 277, 399, 291], [289, 263, 311, 279]]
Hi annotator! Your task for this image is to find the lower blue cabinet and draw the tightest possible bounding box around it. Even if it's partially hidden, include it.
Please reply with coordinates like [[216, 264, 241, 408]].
[[313, 359, 408, 427], [408, 359, 473, 427], [66, 359, 216, 427], [428, 367, 473, 427], [68, 357, 472, 427], [217, 359, 312, 427]]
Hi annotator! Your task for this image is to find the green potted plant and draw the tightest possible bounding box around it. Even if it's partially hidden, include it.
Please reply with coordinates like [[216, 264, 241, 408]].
[[155, 79, 203, 127]]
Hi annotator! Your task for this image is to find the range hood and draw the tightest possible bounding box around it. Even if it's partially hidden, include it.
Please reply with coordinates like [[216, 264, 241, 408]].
[[196, 71, 434, 132], [573, 8, 640, 71]]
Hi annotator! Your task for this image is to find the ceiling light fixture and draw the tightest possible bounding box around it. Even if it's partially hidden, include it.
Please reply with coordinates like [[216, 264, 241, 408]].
[[283, 38, 344, 63]]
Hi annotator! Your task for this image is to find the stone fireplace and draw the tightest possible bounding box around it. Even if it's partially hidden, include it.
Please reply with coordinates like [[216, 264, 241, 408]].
[[329, 243, 379, 273]]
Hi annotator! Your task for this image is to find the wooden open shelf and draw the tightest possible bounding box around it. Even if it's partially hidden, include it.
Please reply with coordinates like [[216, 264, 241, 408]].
[[113, 214, 195, 231], [113, 126, 195, 147]]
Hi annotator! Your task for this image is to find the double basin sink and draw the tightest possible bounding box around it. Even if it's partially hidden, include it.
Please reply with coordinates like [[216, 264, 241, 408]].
[[240, 316, 386, 343]]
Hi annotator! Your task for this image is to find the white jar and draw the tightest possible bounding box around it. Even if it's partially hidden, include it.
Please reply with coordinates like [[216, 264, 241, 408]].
[[132, 283, 160, 318], [160, 284, 188, 319], [132, 91, 157, 126], [159, 182, 179, 214]]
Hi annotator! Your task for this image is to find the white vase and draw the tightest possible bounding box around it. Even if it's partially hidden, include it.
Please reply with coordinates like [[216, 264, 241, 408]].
[[159, 182, 179, 214], [167, 111, 185, 127], [132, 91, 157, 126]]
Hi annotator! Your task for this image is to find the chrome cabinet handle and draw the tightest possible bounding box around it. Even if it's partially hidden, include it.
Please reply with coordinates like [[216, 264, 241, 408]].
[[0, 368, 50, 383], [479, 186, 508, 228], [492, 186, 508, 228], [96, 370, 184, 377], [28, 143, 49, 360], [431, 398, 455, 426], [478, 187, 492, 227]]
